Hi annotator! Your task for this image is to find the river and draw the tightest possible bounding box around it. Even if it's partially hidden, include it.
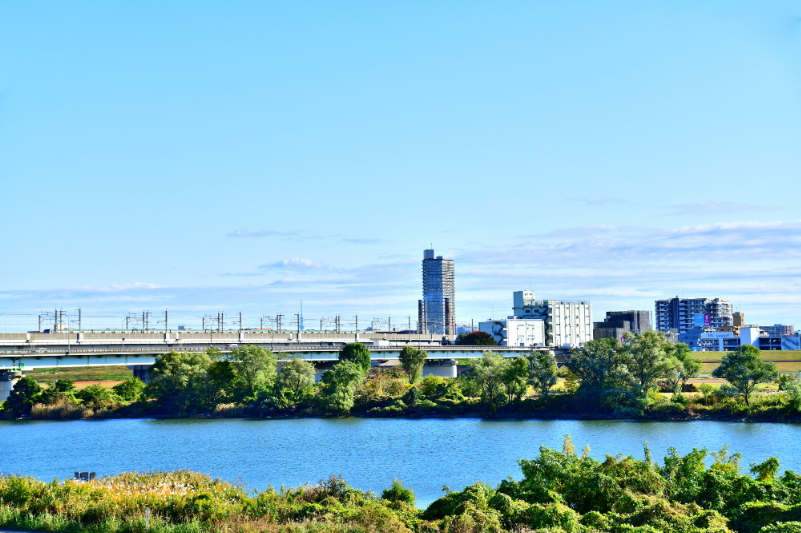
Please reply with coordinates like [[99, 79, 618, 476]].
[[2, 418, 801, 507]]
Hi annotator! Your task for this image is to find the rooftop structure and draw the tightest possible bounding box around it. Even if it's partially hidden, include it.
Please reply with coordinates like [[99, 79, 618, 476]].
[[418, 249, 455, 335]]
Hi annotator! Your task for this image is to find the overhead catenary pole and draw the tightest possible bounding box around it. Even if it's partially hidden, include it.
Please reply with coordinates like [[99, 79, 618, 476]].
[[78, 309, 81, 331]]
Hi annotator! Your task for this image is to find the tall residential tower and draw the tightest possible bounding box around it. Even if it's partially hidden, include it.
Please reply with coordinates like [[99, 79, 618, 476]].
[[418, 249, 455, 335]]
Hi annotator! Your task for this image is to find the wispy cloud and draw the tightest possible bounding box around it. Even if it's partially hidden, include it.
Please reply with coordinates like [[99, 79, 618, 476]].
[[340, 237, 384, 244], [259, 258, 327, 270], [4, 220, 801, 328], [666, 201, 769, 215], [227, 229, 298, 237]]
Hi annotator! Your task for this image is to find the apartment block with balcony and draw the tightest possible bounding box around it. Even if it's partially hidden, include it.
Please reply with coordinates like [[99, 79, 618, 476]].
[[654, 297, 733, 334]]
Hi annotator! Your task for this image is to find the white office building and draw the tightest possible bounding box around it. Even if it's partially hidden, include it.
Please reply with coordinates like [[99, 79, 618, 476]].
[[480, 291, 592, 348]]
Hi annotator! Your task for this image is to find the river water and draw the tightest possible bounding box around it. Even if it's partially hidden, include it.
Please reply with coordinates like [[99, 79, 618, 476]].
[[2, 418, 801, 507]]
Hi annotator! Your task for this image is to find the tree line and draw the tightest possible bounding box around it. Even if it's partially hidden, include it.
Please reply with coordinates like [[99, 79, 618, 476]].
[[2, 330, 797, 419]]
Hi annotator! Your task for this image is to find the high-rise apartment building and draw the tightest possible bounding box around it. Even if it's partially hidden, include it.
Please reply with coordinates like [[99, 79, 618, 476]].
[[418, 249, 455, 335], [654, 297, 733, 334]]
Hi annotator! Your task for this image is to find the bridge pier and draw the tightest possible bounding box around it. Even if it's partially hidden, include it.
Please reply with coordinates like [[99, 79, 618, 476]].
[[127, 365, 152, 384], [422, 359, 457, 378], [0, 370, 22, 403]]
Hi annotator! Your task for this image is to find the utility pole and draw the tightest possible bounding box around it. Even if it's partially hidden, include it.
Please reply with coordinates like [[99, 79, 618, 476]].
[[295, 313, 300, 339], [355, 315, 358, 333], [55, 308, 58, 331], [239, 311, 243, 333], [388, 316, 391, 333], [277, 315, 284, 333], [78, 309, 81, 331], [408, 315, 412, 342], [38, 314, 42, 332]]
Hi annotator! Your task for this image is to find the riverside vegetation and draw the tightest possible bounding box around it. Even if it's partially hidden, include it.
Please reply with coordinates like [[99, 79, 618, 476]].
[[3, 437, 801, 533], [3, 331, 801, 421]]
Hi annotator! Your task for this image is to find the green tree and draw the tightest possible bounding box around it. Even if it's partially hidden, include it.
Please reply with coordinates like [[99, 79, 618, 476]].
[[454, 331, 497, 346], [320, 361, 364, 414], [77, 384, 115, 410], [626, 330, 671, 393], [502, 357, 529, 403], [146, 350, 211, 413], [467, 351, 509, 404], [567, 339, 630, 403], [39, 379, 77, 405], [229, 345, 277, 401], [206, 359, 237, 405], [6, 376, 42, 414], [277, 355, 316, 400], [338, 343, 372, 373], [398, 345, 427, 384], [712, 344, 778, 406], [526, 350, 559, 398], [674, 344, 702, 390], [112, 377, 146, 402], [660, 356, 684, 393], [381, 479, 416, 506], [52, 379, 76, 393]]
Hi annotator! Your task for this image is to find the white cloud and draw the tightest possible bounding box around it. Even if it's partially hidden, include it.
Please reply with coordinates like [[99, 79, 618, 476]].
[[260, 258, 327, 270]]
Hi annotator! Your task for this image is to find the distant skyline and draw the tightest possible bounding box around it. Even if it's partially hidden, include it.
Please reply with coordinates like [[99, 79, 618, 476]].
[[1, 1, 800, 331]]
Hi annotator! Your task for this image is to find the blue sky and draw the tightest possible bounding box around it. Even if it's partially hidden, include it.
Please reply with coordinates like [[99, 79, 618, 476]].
[[1, 1, 800, 331]]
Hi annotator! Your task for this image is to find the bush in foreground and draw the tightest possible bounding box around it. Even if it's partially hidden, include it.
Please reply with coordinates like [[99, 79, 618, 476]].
[[4, 438, 801, 532]]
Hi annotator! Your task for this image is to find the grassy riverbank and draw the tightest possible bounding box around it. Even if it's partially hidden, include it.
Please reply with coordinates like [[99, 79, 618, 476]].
[[3, 438, 801, 533]]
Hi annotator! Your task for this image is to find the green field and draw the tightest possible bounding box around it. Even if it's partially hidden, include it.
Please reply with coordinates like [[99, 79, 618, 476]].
[[697, 350, 801, 363], [26, 365, 133, 385]]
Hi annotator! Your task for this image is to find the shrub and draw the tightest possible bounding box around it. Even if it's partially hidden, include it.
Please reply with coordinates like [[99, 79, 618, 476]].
[[381, 479, 416, 506]]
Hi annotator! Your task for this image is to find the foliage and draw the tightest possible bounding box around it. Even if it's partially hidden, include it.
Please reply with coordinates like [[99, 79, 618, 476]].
[[4, 443, 801, 533], [76, 384, 116, 410], [39, 379, 77, 406], [381, 479, 416, 506], [713, 345, 779, 406], [465, 351, 509, 405], [526, 350, 558, 398], [5, 376, 41, 414], [228, 344, 277, 401], [146, 350, 212, 414], [277, 355, 316, 401], [502, 357, 528, 404], [320, 361, 364, 414], [398, 345, 427, 384], [111, 377, 145, 402], [627, 329, 671, 394], [567, 338, 630, 407], [455, 331, 497, 346], [338, 342, 372, 373]]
